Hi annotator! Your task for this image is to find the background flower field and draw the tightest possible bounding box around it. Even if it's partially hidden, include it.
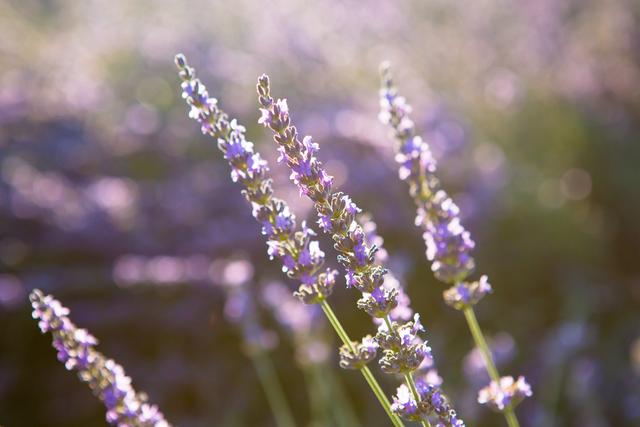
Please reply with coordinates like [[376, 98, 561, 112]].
[[0, 0, 639, 426]]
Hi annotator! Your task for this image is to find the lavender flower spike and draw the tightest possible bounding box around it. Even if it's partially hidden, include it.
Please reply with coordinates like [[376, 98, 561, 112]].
[[378, 63, 478, 295], [30, 289, 170, 427], [378, 64, 529, 425], [176, 54, 334, 305], [258, 74, 463, 426], [176, 55, 402, 427]]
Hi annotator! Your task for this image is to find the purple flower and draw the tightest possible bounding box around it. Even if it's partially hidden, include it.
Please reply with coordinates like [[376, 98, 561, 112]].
[[380, 63, 530, 418], [392, 380, 466, 426], [379, 66, 476, 286], [29, 289, 170, 427], [478, 376, 532, 412], [338, 335, 379, 369], [257, 72, 465, 423], [176, 55, 333, 305], [443, 275, 493, 310]]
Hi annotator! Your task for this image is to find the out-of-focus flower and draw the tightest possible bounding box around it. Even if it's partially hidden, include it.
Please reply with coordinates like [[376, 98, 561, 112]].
[[463, 332, 516, 379], [477, 376, 532, 412], [443, 276, 493, 311], [29, 289, 170, 427], [379, 64, 531, 418], [215, 257, 278, 352], [261, 280, 330, 365], [378, 64, 479, 294]]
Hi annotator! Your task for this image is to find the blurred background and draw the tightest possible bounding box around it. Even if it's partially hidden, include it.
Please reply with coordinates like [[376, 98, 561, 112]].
[[1, 0, 639, 426]]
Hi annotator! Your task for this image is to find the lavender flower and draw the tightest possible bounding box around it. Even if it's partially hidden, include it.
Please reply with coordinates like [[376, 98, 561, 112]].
[[360, 213, 413, 324], [176, 55, 387, 424], [443, 275, 493, 310], [257, 74, 398, 320], [176, 54, 335, 305], [379, 64, 530, 422], [375, 314, 431, 375], [477, 376, 532, 412], [177, 55, 381, 369], [29, 289, 170, 427], [361, 213, 444, 388], [257, 74, 462, 425], [378, 63, 482, 302], [392, 380, 465, 427], [339, 335, 379, 370]]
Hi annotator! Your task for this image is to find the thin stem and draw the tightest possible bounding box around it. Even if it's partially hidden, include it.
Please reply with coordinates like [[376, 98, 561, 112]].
[[319, 369, 360, 427], [384, 315, 394, 332], [504, 408, 520, 427], [320, 300, 405, 427], [303, 364, 326, 427], [248, 349, 297, 427], [313, 362, 361, 427], [404, 373, 432, 427], [463, 306, 521, 427]]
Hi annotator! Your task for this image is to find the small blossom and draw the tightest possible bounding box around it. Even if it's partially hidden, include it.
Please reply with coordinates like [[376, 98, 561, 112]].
[[478, 376, 532, 412], [338, 335, 379, 369], [443, 275, 493, 310]]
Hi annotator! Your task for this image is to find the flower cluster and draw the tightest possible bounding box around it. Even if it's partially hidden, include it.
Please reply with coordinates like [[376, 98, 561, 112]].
[[176, 54, 335, 304], [257, 74, 463, 425], [376, 314, 431, 374], [29, 289, 169, 427], [359, 213, 413, 324], [257, 75, 398, 320], [378, 63, 482, 303], [378, 64, 530, 416], [477, 376, 532, 412], [338, 335, 379, 370], [392, 380, 464, 426], [443, 276, 493, 310]]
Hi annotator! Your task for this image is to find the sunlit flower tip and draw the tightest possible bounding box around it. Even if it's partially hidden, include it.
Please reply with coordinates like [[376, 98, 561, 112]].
[[294, 268, 337, 304], [258, 108, 271, 126], [356, 286, 399, 318], [478, 375, 532, 412], [338, 335, 378, 370], [391, 384, 419, 418], [174, 54, 186, 68], [276, 98, 289, 114], [443, 275, 493, 310]]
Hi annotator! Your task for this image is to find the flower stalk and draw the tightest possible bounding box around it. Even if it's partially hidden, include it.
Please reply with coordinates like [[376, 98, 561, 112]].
[[29, 289, 170, 427], [175, 54, 403, 427], [378, 63, 531, 426], [248, 348, 297, 427], [257, 73, 463, 426]]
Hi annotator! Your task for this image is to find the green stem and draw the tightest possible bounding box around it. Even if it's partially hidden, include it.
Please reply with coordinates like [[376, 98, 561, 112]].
[[327, 368, 362, 427], [313, 362, 360, 427], [248, 349, 297, 427], [320, 300, 405, 427], [303, 364, 326, 427], [404, 373, 432, 427], [463, 306, 520, 427]]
